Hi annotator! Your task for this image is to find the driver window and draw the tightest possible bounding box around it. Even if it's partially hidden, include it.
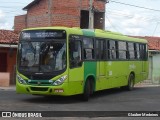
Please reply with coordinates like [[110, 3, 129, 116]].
[[69, 37, 82, 68]]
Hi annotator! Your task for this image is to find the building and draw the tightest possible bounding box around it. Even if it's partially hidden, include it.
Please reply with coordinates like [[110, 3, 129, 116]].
[[0, 30, 18, 86], [132, 36, 160, 84], [145, 36, 160, 84], [14, 0, 106, 33]]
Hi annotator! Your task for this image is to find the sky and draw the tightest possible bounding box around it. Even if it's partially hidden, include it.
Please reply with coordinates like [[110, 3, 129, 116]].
[[0, 0, 33, 29], [105, 0, 160, 36], [0, 0, 160, 37]]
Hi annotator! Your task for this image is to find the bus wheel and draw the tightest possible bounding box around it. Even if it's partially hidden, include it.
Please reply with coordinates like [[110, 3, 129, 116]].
[[126, 74, 135, 91], [82, 80, 91, 101]]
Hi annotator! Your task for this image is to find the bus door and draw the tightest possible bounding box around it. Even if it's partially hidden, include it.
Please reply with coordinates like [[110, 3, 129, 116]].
[[68, 35, 84, 94], [96, 39, 106, 77], [140, 44, 148, 79], [95, 39, 107, 90]]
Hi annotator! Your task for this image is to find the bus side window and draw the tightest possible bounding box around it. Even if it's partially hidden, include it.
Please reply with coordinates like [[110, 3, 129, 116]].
[[69, 38, 82, 68], [128, 42, 135, 60], [96, 39, 106, 60], [135, 43, 140, 59], [83, 37, 94, 60], [145, 44, 148, 60], [118, 41, 127, 60], [140, 44, 147, 60], [108, 40, 117, 60]]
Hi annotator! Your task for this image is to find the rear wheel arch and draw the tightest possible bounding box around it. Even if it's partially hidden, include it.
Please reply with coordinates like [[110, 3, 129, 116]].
[[84, 75, 96, 92], [130, 72, 135, 81], [122, 72, 135, 91], [127, 72, 135, 91], [81, 75, 96, 101]]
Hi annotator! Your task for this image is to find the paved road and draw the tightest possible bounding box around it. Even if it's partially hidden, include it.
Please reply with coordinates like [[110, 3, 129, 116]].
[[0, 86, 160, 119]]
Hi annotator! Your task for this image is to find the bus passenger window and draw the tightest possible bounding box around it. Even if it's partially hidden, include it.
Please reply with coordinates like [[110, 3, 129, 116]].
[[135, 43, 140, 59], [118, 41, 127, 59], [140, 44, 147, 60], [96, 39, 105, 60], [109, 47, 116, 59], [83, 37, 94, 60], [108, 40, 117, 59], [128, 42, 135, 59]]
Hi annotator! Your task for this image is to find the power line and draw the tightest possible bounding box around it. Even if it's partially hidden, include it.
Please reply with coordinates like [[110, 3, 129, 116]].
[[109, 0, 160, 12], [106, 16, 119, 32], [106, 9, 160, 23], [105, 10, 160, 35], [152, 22, 159, 36]]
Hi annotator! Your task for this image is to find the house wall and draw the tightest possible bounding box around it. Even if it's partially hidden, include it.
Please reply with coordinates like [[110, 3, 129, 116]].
[[152, 54, 160, 84], [7, 49, 17, 85], [14, 0, 105, 32], [50, 0, 80, 27], [14, 15, 27, 33], [0, 47, 17, 86], [27, 0, 50, 28], [148, 56, 152, 80]]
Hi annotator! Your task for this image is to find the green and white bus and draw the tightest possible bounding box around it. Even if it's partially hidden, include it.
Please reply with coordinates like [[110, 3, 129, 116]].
[[16, 27, 148, 101]]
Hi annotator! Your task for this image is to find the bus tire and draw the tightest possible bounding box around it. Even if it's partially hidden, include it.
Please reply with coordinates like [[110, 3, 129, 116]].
[[82, 80, 91, 101], [126, 74, 135, 91]]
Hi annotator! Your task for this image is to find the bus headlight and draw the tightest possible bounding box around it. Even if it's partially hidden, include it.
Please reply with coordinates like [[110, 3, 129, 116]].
[[53, 75, 67, 86], [17, 74, 27, 84]]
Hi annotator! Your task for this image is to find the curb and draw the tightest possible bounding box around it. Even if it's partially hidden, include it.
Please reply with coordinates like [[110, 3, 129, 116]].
[[0, 86, 16, 91], [135, 83, 160, 87]]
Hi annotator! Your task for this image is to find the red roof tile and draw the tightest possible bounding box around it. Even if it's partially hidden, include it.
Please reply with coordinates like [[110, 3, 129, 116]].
[[145, 37, 160, 50], [130, 36, 160, 50], [0, 30, 18, 44]]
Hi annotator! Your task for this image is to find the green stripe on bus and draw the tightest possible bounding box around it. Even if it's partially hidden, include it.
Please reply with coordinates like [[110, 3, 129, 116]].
[[82, 29, 95, 37], [84, 61, 97, 83]]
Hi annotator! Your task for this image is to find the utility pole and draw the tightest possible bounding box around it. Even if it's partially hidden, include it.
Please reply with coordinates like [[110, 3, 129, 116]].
[[88, 0, 109, 29], [89, 0, 94, 29], [48, 0, 52, 26]]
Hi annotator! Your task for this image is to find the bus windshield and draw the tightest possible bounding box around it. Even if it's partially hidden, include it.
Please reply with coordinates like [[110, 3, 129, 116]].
[[18, 30, 66, 73]]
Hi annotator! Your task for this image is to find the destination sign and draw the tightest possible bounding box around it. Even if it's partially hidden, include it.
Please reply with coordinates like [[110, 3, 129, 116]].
[[21, 30, 66, 40]]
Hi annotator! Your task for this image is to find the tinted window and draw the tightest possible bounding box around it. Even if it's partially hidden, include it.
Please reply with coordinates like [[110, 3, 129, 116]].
[[135, 43, 140, 59], [118, 41, 127, 59], [128, 42, 135, 59], [108, 40, 117, 59], [109, 40, 115, 49], [140, 44, 147, 60], [96, 39, 105, 60], [118, 41, 127, 50], [69, 37, 82, 68], [83, 37, 93, 48], [83, 37, 94, 60]]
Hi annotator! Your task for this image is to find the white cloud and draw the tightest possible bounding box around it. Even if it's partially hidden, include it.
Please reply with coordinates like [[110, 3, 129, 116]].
[[0, 10, 12, 30], [0, 10, 5, 23], [122, 14, 148, 28], [105, 0, 160, 36], [0, 22, 11, 29], [105, 9, 151, 36]]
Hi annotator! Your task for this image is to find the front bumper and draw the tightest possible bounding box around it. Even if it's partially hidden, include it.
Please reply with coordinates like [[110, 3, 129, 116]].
[[16, 81, 69, 96]]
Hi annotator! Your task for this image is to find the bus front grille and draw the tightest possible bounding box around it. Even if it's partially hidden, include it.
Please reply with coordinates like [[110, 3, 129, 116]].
[[30, 87, 48, 92]]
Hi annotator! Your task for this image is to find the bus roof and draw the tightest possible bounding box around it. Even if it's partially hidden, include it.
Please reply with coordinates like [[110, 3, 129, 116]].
[[22, 26, 147, 43], [82, 29, 147, 43]]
